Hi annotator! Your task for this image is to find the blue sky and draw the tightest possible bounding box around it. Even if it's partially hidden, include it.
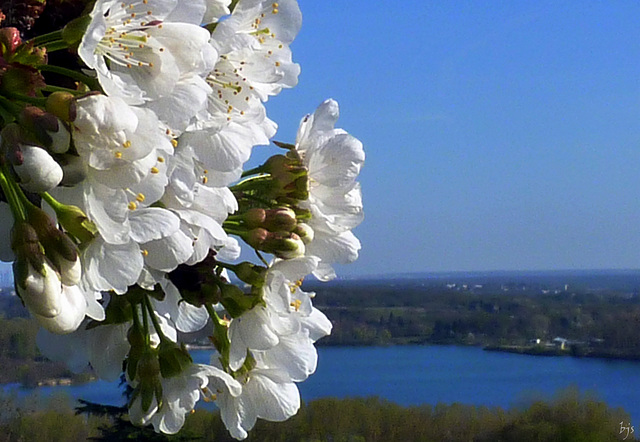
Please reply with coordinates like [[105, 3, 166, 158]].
[[256, 1, 640, 277]]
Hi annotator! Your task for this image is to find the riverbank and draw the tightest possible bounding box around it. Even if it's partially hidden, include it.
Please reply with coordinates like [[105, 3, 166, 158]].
[[484, 343, 640, 362]]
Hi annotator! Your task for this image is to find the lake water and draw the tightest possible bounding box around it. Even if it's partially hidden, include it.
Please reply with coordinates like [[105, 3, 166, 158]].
[[7, 345, 640, 424]]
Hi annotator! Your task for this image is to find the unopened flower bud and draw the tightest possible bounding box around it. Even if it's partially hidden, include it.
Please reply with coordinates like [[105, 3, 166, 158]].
[[0, 27, 21, 57], [272, 232, 306, 259], [158, 341, 193, 378], [46, 198, 96, 244], [262, 232, 306, 259], [133, 349, 163, 412], [233, 262, 267, 288], [264, 207, 297, 232], [34, 284, 86, 334], [244, 208, 266, 228], [26, 204, 81, 285], [45, 91, 77, 123], [13, 145, 63, 193], [294, 223, 314, 244], [244, 228, 269, 249], [264, 154, 306, 183], [15, 258, 63, 318]]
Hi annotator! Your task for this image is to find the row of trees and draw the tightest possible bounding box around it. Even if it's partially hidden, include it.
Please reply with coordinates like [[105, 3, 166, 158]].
[[0, 387, 632, 441], [310, 282, 640, 352]]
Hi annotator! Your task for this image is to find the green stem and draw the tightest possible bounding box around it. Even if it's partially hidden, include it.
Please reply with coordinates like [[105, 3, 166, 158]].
[[29, 30, 64, 46], [205, 303, 231, 369], [40, 191, 61, 211], [230, 175, 271, 192], [255, 250, 269, 267], [130, 303, 149, 346], [42, 41, 71, 53], [222, 225, 248, 237], [143, 294, 168, 343], [223, 219, 243, 226], [0, 95, 22, 117], [0, 165, 26, 222], [1, 90, 47, 106], [41, 85, 85, 95], [37, 64, 101, 91]]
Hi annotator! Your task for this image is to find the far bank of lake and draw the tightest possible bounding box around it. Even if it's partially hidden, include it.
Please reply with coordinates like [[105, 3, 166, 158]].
[[6, 345, 640, 425]]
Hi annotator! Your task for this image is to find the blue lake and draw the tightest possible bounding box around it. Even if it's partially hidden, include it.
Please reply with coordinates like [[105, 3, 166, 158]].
[[7, 345, 640, 424]]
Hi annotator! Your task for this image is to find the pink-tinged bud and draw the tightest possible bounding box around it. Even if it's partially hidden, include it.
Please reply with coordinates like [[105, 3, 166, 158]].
[[264, 207, 298, 232], [1, 123, 23, 164], [0, 28, 21, 57], [13, 145, 63, 193], [244, 208, 266, 228], [244, 228, 269, 249]]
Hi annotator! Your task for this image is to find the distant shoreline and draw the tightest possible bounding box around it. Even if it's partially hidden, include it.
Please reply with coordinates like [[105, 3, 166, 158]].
[[483, 344, 640, 362]]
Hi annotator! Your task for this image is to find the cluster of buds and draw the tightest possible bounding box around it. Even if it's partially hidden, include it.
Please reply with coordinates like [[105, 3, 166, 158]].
[[229, 149, 317, 260], [227, 207, 307, 259], [10, 204, 86, 333]]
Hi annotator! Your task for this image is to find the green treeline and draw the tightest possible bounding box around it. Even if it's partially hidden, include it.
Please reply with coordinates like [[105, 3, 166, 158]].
[[310, 281, 640, 355], [0, 388, 633, 441]]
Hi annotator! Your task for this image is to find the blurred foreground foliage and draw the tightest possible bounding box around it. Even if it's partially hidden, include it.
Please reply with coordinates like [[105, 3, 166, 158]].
[[0, 387, 633, 441]]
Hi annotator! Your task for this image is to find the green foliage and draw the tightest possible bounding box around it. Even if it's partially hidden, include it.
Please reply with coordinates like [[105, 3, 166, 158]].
[[310, 280, 640, 356], [177, 390, 633, 441], [0, 386, 632, 441]]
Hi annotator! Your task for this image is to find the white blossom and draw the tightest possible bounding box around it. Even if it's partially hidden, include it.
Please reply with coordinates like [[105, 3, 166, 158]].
[[294, 99, 365, 280]]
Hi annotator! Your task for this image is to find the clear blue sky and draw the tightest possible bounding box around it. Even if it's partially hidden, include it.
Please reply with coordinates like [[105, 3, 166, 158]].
[[257, 1, 640, 277]]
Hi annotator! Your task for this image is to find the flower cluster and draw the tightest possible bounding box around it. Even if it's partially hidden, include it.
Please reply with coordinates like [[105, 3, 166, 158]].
[[0, 0, 363, 438]]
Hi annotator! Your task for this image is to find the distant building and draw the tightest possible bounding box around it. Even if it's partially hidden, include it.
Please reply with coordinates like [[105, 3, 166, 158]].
[[553, 337, 568, 350]]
